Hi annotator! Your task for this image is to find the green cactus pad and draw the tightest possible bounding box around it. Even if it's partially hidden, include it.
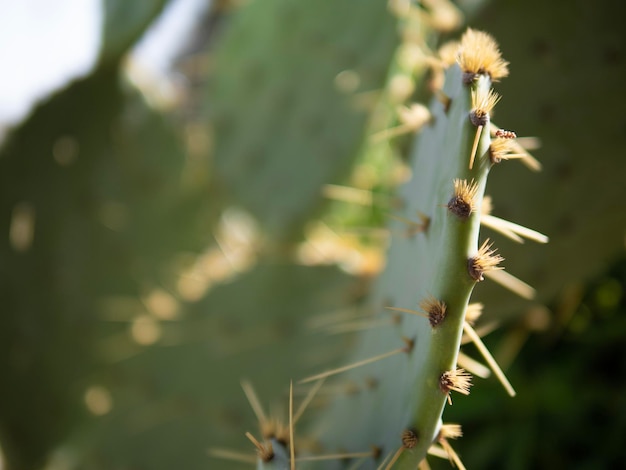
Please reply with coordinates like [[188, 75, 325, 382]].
[[294, 58, 511, 468], [99, 0, 170, 65], [0, 64, 196, 469], [208, 0, 399, 244], [55, 262, 358, 470]]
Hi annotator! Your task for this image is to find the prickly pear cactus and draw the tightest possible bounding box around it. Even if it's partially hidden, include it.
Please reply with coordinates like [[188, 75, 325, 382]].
[[468, 0, 626, 319], [208, 0, 398, 244], [239, 28, 546, 470]]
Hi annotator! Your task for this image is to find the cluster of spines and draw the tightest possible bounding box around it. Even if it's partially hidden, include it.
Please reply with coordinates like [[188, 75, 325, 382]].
[[213, 20, 550, 470]]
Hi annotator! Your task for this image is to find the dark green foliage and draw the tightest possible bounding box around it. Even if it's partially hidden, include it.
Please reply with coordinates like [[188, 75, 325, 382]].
[[471, 0, 626, 318], [445, 258, 626, 469], [3, 0, 625, 468]]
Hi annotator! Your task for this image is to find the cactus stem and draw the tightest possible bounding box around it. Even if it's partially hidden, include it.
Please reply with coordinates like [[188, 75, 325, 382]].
[[468, 87, 500, 170], [387, 212, 429, 236], [463, 322, 516, 397], [481, 214, 549, 244], [448, 179, 479, 220], [325, 316, 400, 335], [296, 450, 377, 462], [299, 342, 412, 384], [468, 239, 504, 281], [485, 269, 536, 299], [439, 368, 473, 404], [245, 432, 274, 462], [383, 428, 420, 470]]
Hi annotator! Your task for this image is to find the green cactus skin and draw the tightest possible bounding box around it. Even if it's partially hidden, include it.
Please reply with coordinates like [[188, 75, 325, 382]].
[[253, 32, 522, 469], [257, 439, 290, 470], [99, 0, 170, 66], [307, 65, 496, 470], [208, 0, 398, 245]]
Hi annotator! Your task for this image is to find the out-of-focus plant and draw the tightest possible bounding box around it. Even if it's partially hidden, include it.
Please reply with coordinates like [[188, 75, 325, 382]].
[[0, 0, 624, 469]]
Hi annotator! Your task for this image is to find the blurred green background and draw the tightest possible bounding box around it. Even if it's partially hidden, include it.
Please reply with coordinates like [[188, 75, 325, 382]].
[[0, 0, 624, 469]]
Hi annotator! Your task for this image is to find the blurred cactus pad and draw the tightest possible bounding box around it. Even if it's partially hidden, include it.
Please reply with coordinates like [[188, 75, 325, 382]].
[[0, 0, 625, 469]]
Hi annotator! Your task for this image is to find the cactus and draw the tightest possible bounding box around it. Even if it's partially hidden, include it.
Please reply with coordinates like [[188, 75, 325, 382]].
[[0, 68, 196, 470], [466, 0, 626, 320], [448, 257, 626, 469], [99, 0, 169, 66], [243, 27, 546, 470], [208, 0, 398, 245], [0, 2, 191, 468], [5, 0, 624, 468]]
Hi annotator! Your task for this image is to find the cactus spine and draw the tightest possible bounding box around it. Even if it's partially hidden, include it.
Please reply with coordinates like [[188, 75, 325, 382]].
[[231, 27, 546, 470]]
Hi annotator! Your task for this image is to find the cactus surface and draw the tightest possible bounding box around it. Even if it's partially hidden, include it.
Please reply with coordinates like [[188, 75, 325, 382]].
[[249, 27, 543, 469], [8, 0, 623, 468], [0, 3, 195, 467]]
